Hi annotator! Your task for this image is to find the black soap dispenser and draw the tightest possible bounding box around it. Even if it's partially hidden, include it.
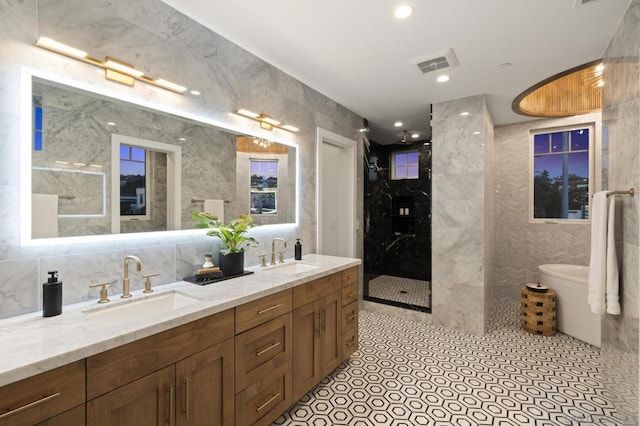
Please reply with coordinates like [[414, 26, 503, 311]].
[[43, 271, 62, 317], [294, 239, 302, 260]]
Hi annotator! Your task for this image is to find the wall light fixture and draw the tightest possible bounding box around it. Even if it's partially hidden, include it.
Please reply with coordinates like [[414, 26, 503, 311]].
[[35, 37, 188, 94], [235, 109, 299, 132]]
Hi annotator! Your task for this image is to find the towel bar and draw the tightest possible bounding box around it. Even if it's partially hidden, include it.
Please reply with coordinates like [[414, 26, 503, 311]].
[[190, 198, 231, 203], [607, 188, 634, 197]]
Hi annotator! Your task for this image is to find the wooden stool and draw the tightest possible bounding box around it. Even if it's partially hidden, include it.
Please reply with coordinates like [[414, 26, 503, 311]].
[[521, 286, 556, 336]]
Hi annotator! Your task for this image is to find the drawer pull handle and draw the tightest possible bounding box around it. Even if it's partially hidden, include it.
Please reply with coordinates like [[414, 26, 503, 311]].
[[346, 336, 356, 348], [183, 377, 190, 420], [347, 291, 357, 299], [256, 341, 281, 357], [167, 386, 175, 426], [315, 312, 321, 334], [0, 392, 60, 419], [346, 312, 356, 321], [258, 303, 282, 315], [256, 392, 281, 412]]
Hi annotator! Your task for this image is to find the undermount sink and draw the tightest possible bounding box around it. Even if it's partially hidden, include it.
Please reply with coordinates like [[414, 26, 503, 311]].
[[83, 290, 201, 325], [267, 262, 319, 275]]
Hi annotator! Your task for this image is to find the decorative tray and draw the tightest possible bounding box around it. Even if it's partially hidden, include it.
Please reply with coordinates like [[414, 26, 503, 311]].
[[184, 270, 254, 286]]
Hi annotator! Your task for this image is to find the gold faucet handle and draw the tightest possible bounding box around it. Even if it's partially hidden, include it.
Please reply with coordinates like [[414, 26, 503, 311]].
[[259, 255, 267, 267], [142, 273, 160, 294], [278, 251, 286, 263], [89, 280, 115, 304]]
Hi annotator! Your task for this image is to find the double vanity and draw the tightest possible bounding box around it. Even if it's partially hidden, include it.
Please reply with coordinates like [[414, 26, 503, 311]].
[[0, 254, 360, 425]]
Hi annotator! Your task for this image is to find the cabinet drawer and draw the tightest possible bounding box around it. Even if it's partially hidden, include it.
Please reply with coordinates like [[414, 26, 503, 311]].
[[37, 404, 85, 426], [342, 300, 358, 334], [235, 289, 292, 334], [342, 328, 358, 359], [341, 267, 358, 287], [235, 313, 292, 392], [0, 360, 85, 426], [342, 280, 358, 306], [235, 363, 291, 426], [293, 273, 341, 309], [87, 308, 234, 400]]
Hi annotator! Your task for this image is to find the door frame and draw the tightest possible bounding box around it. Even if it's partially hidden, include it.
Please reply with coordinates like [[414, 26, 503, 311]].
[[316, 128, 357, 257]]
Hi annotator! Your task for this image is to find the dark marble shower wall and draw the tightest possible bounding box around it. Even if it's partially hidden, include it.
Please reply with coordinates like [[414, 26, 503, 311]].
[[364, 140, 432, 285]]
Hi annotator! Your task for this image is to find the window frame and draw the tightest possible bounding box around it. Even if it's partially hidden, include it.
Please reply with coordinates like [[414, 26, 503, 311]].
[[390, 149, 419, 180], [529, 123, 595, 224]]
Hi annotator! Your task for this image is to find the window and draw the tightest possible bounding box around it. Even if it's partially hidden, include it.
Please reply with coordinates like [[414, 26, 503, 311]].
[[391, 151, 419, 180], [532, 126, 591, 220], [120, 145, 149, 218], [33, 96, 43, 151], [250, 159, 278, 214]]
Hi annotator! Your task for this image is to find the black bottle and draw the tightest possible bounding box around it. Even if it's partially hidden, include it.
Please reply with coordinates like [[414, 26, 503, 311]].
[[43, 271, 62, 317], [294, 239, 302, 260]]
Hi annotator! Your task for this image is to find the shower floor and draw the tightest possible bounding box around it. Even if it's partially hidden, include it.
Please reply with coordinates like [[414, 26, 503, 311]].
[[367, 275, 431, 308]]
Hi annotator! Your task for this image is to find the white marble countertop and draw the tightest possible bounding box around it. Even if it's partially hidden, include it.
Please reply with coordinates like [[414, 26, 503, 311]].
[[0, 254, 360, 387]]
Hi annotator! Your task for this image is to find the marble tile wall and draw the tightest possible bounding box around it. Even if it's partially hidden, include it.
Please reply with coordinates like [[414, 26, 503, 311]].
[[601, 0, 640, 355], [0, 0, 363, 319], [431, 95, 490, 335], [492, 113, 600, 302]]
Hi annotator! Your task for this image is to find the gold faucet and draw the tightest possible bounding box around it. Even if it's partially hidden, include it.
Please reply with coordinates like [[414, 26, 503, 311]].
[[122, 255, 142, 298], [271, 238, 287, 265]]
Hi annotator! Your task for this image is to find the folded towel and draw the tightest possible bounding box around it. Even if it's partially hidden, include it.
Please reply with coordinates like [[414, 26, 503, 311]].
[[588, 192, 608, 314], [587, 191, 620, 315], [606, 195, 620, 314], [203, 199, 224, 223]]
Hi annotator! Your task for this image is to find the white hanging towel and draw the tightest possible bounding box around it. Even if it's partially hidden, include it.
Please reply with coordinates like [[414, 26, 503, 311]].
[[605, 195, 620, 314], [587, 191, 620, 315], [203, 199, 224, 223], [32, 193, 59, 238]]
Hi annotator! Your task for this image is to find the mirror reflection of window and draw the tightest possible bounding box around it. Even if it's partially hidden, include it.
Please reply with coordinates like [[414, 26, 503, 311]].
[[250, 159, 278, 214], [33, 95, 43, 152], [120, 145, 149, 218]]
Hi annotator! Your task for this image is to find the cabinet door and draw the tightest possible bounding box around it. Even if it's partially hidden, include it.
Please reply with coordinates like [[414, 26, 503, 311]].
[[320, 291, 342, 378], [87, 366, 174, 426], [176, 338, 234, 426], [291, 300, 321, 402]]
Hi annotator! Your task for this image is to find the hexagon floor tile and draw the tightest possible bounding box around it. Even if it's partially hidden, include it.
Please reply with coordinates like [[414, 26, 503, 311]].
[[273, 300, 638, 425]]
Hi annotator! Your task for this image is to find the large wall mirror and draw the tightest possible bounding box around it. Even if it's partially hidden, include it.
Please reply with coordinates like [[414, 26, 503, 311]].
[[22, 70, 298, 244]]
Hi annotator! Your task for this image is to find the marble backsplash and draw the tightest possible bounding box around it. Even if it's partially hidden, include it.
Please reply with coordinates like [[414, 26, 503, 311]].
[[0, 0, 363, 319]]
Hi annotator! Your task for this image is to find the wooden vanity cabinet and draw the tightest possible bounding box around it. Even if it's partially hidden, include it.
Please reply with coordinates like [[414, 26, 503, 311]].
[[86, 309, 235, 426], [0, 360, 85, 426], [291, 273, 343, 402], [341, 267, 359, 358], [234, 290, 293, 426]]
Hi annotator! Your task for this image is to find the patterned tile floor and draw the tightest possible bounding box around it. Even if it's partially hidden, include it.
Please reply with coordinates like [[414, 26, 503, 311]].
[[274, 300, 638, 426], [368, 275, 431, 308]]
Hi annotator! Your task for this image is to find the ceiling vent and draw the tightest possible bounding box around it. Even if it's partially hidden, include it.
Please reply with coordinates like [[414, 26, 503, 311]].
[[574, 0, 597, 7], [410, 49, 459, 75]]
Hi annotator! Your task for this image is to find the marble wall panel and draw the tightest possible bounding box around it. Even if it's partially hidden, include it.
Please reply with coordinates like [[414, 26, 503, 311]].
[[432, 95, 488, 335], [0, 0, 363, 318], [492, 114, 600, 301]]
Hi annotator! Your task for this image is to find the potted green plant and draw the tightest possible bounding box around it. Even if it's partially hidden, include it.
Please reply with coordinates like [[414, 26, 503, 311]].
[[192, 212, 258, 276]]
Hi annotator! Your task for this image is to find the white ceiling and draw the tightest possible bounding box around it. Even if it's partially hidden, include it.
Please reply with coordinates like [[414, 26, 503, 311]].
[[161, 0, 630, 143]]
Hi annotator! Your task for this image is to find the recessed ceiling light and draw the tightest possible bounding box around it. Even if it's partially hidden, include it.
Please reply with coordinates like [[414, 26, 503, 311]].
[[190, 90, 201, 96], [460, 112, 470, 116], [107, 122, 116, 126], [394, 121, 403, 127], [411, 133, 419, 138], [178, 137, 186, 141], [394, 4, 414, 19], [473, 131, 481, 135], [436, 75, 450, 83]]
